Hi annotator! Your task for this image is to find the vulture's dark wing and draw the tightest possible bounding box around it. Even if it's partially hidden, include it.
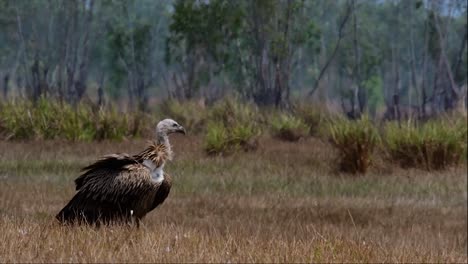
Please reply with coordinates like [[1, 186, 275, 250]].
[[151, 172, 172, 211], [56, 154, 160, 224], [75, 153, 136, 190]]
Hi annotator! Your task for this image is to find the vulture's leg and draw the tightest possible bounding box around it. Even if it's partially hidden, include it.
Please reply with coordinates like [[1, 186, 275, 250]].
[[131, 216, 141, 228]]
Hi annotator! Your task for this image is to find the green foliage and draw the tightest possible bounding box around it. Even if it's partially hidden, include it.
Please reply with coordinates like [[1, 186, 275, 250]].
[[363, 75, 384, 116], [270, 113, 309, 142], [302, 21, 322, 54], [166, 0, 243, 97], [159, 100, 206, 133], [94, 107, 141, 140], [383, 118, 467, 170], [105, 9, 153, 99], [328, 116, 380, 174], [204, 98, 260, 155], [0, 99, 143, 141], [204, 121, 230, 155]]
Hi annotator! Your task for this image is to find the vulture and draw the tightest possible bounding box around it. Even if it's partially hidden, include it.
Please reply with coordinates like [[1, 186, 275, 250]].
[[56, 118, 185, 226]]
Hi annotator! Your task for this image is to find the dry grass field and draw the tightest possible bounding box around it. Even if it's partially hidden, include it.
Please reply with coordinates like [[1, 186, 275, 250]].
[[0, 136, 466, 262]]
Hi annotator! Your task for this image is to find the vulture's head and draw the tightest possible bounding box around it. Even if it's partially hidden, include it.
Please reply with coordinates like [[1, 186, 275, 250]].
[[156, 119, 186, 136]]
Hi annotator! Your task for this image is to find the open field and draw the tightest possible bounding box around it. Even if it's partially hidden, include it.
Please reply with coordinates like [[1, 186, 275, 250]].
[[0, 136, 466, 262]]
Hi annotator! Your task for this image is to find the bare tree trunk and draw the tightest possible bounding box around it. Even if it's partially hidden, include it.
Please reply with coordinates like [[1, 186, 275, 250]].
[[186, 52, 196, 100], [409, 51, 418, 108], [308, 0, 352, 97], [74, 0, 95, 103], [57, 2, 70, 102], [432, 53, 443, 112], [274, 63, 282, 107], [127, 79, 135, 110], [432, 1, 460, 110], [15, 6, 33, 99], [453, 29, 467, 82], [274, 0, 293, 108], [2, 74, 9, 99], [387, 43, 402, 122], [351, 0, 364, 117], [31, 56, 41, 101], [97, 73, 105, 108], [249, 1, 274, 106], [136, 79, 144, 111], [70, 0, 79, 103], [420, 16, 430, 119], [393, 94, 401, 126]]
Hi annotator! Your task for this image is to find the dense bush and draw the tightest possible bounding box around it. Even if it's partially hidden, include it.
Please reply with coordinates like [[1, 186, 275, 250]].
[[270, 113, 309, 142], [203, 98, 260, 155], [383, 118, 467, 170], [328, 116, 379, 174], [0, 99, 145, 141]]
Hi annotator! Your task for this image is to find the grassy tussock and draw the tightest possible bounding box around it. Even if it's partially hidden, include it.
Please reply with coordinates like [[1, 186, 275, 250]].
[[384, 118, 467, 170], [270, 113, 309, 141], [328, 116, 380, 174], [293, 103, 326, 136], [203, 98, 260, 155], [0, 99, 147, 141]]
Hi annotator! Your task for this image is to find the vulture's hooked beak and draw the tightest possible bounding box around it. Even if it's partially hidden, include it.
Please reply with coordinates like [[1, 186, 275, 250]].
[[177, 126, 186, 135]]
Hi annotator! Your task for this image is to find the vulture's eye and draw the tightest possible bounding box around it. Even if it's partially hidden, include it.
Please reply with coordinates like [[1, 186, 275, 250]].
[[172, 123, 178, 127]]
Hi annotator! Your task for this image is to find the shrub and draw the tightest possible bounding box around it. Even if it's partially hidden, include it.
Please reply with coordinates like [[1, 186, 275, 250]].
[[328, 116, 379, 174], [383, 118, 466, 170], [230, 122, 259, 152], [58, 103, 95, 141], [0, 100, 36, 139], [293, 103, 325, 136], [159, 100, 206, 134], [270, 113, 309, 141], [93, 107, 137, 140], [209, 97, 256, 126], [0, 98, 142, 141], [203, 98, 260, 155], [204, 121, 230, 155]]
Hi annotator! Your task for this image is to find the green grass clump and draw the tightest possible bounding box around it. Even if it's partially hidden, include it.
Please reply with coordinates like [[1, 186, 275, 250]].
[[328, 116, 379, 174], [93, 107, 139, 140], [293, 103, 326, 136], [159, 100, 206, 134], [203, 98, 260, 155], [0, 100, 39, 139], [270, 113, 309, 142], [204, 122, 230, 155], [0, 98, 142, 141], [383, 118, 466, 170]]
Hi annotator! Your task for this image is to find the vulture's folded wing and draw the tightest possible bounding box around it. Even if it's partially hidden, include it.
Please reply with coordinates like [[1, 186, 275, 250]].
[[57, 154, 160, 224], [75, 153, 136, 190], [77, 164, 155, 204]]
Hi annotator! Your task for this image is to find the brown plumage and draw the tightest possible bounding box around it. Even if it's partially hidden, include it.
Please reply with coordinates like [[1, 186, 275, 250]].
[[56, 119, 185, 226]]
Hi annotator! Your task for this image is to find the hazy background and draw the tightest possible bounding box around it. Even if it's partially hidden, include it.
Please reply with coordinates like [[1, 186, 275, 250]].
[[0, 0, 466, 117]]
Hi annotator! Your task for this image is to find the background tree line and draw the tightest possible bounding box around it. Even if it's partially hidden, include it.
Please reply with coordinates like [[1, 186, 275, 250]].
[[0, 0, 466, 119]]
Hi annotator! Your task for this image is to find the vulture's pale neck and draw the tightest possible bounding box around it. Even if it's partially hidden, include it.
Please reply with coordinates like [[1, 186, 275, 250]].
[[156, 130, 173, 160]]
